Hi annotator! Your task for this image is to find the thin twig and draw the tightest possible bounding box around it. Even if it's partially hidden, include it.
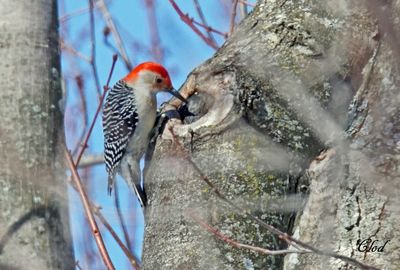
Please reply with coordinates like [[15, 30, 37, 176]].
[[97, 0, 132, 70], [88, 0, 102, 101], [193, 0, 217, 44], [219, 0, 231, 16], [364, 0, 400, 68], [72, 75, 89, 156], [60, 39, 91, 63], [229, 0, 239, 36], [187, 209, 311, 255], [114, 181, 133, 253], [75, 54, 118, 166], [60, 7, 91, 24], [238, 1, 248, 19], [59, 2, 104, 24], [78, 154, 104, 168], [66, 161, 140, 269], [167, 126, 381, 270], [144, 0, 164, 62], [239, 0, 255, 8], [168, 0, 219, 50], [65, 150, 115, 270], [193, 158, 380, 269], [93, 206, 141, 269], [75, 261, 84, 270], [192, 20, 228, 38]]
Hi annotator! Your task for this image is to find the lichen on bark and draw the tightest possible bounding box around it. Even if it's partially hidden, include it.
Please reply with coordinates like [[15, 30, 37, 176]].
[[143, 0, 398, 269]]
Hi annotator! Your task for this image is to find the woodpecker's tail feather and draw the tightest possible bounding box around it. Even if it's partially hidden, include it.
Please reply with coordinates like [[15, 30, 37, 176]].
[[120, 160, 147, 208], [107, 174, 114, 196], [133, 184, 147, 208]]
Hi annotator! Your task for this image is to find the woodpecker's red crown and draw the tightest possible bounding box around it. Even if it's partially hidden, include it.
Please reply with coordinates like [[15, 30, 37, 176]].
[[124, 62, 172, 89]]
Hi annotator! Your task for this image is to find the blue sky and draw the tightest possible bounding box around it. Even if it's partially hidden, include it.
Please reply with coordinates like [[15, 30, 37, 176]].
[[59, 1, 253, 269]]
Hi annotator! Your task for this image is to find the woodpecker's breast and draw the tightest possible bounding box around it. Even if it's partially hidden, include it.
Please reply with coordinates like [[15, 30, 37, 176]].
[[126, 88, 157, 156]]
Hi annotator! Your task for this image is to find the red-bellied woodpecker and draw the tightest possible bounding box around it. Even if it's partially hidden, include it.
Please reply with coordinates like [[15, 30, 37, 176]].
[[102, 62, 186, 207]]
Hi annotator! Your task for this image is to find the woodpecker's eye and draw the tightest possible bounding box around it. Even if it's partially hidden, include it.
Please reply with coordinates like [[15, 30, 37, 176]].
[[156, 78, 163, 84]]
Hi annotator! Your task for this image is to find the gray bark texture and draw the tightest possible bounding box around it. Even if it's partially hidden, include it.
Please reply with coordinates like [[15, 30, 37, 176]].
[[143, 0, 399, 269], [0, 0, 74, 269]]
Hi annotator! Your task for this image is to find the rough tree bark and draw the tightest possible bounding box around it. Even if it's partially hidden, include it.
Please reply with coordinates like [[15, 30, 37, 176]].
[[143, 0, 399, 269], [0, 1, 74, 269]]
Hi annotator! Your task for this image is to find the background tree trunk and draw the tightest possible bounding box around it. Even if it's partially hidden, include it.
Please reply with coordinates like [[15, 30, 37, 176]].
[[143, 0, 399, 269], [0, 0, 74, 269]]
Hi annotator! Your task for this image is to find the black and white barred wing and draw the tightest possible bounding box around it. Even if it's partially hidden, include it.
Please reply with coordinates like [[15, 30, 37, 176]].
[[102, 80, 138, 177]]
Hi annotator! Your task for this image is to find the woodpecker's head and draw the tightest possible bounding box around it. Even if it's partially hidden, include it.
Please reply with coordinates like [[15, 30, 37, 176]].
[[124, 62, 186, 102]]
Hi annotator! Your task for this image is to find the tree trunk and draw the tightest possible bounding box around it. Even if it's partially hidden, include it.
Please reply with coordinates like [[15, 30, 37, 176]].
[[143, 0, 399, 269], [0, 0, 74, 269]]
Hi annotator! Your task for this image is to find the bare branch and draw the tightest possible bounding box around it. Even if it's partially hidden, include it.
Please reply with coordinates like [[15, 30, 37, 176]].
[[144, 0, 164, 63], [65, 150, 115, 270], [59, 2, 105, 24], [78, 154, 104, 168], [168, 0, 219, 50], [364, 0, 400, 66], [75, 55, 117, 166], [229, 0, 239, 36], [187, 209, 311, 256], [113, 181, 133, 253], [193, 0, 217, 44], [192, 20, 228, 38], [72, 75, 89, 156], [239, 0, 255, 8], [167, 126, 381, 270], [88, 0, 102, 100], [75, 261, 84, 270], [97, 0, 132, 70], [93, 206, 141, 269], [67, 156, 140, 269], [60, 38, 91, 63]]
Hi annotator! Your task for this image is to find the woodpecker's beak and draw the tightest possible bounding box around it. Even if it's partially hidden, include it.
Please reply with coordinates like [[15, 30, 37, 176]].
[[165, 88, 187, 103]]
